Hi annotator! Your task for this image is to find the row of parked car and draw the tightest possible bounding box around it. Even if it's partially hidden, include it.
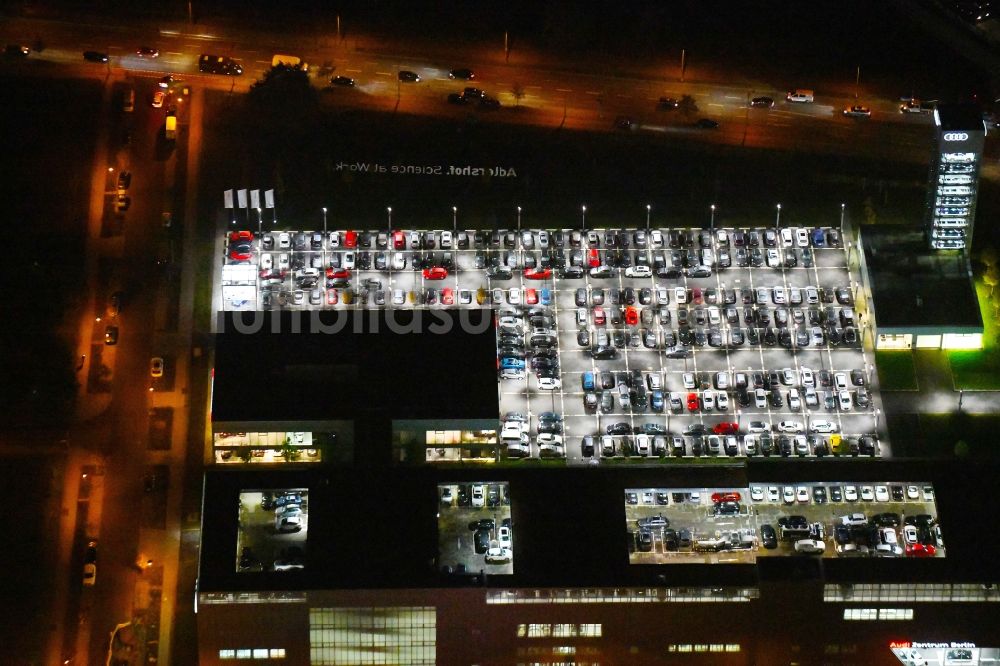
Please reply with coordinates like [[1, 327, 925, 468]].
[[764, 510, 942, 557], [586, 429, 878, 458]]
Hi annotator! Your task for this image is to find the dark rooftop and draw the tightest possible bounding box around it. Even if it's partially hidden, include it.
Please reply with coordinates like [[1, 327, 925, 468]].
[[935, 103, 986, 132], [212, 309, 499, 423], [199, 459, 1000, 594], [862, 227, 982, 332]]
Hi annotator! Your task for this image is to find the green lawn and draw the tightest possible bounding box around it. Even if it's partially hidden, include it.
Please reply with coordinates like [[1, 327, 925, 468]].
[[949, 280, 1000, 390], [887, 412, 1000, 459], [875, 351, 918, 391]]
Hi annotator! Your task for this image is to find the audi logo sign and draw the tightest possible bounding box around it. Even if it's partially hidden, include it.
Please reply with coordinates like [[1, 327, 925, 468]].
[[943, 132, 969, 141]]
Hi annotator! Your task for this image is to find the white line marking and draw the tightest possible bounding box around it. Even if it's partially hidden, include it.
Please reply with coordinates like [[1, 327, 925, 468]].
[[555, 88, 572, 92]]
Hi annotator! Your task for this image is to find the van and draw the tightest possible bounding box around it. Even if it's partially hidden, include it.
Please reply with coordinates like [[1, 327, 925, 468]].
[[123, 87, 135, 112], [786, 89, 814, 103], [271, 54, 308, 71]]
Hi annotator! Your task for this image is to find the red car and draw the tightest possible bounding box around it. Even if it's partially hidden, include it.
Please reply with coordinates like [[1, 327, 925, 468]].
[[524, 267, 552, 280], [227, 230, 254, 261], [441, 288, 455, 305], [712, 422, 739, 435], [588, 248, 600, 268], [906, 543, 936, 557], [593, 306, 606, 325], [344, 230, 358, 248], [524, 288, 538, 305], [326, 267, 351, 279], [392, 230, 405, 249], [691, 287, 703, 304], [710, 492, 742, 504], [326, 288, 339, 305], [423, 267, 448, 280], [624, 306, 639, 326], [687, 392, 700, 412]]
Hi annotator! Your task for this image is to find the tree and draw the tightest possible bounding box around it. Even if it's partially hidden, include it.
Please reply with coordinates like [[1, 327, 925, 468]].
[[677, 95, 698, 117], [984, 264, 1000, 297], [978, 245, 998, 273], [511, 82, 526, 108], [279, 436, 300, 462]]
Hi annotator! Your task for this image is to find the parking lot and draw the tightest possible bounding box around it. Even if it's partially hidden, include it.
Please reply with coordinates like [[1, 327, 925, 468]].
[[236, 489, 309, 572], [437, 482, 513, 575], [220, 225, 884, 466], [626, 482, 943, 564]]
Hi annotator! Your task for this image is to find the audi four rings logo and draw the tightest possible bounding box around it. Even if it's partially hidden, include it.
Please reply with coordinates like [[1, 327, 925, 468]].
[[943, 132, 969, 141]]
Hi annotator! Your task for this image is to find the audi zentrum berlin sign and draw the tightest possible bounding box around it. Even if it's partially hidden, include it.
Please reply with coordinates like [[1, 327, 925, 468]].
[[943, 132, 970, 141]]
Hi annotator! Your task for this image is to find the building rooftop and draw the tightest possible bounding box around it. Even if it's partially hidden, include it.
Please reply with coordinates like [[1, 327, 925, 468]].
[[935, 103, 987, 132], [212, 309, 499, 424], [861, 227, 982, 332]]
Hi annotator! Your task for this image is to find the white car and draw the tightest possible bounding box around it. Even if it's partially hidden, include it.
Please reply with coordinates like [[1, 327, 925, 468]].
[[903, 525, 919, 547], [837, 390, 853, 411], [674, 287, 688, 304], [750, 486, 765, 502], [748, 421, 770, 434], [501, 422, 527, 440], [922, 486, 935, 501], [682, 372, 696, 389], [875, 485, 890, 502], [794, 538, 826, 554], [508, 288, 522, 305], [800, 367, 814, 386], [795, 228, 809, 247], [471, 484, 485, 507], [767, 486, 781, 503], [772, 286, 787, 304], [277, 232, 291, 249], [650, 230, 664, 248], [275, 508, 303, 532], [278, 253, 290, 270], [796, 486, 810, 503], [536, 433, 563, 448], [782, 486, 795, 504], [498, 526, 512, 548], [834, 372, 849, 390], [656, 287, 670, 304], [328, 231, 341, 248], [392, 289, 405, 305], [776, 420, 804, 433], [624, 265, 652, 278], [860, 486, 875, 501], [392, 252, 406, 270], [260, 253, 273, 270], [440, 231, 453, 248], [537, 376, 561, 390], [716, 391, 729, 411], [485, 546, 513, 563], [702, 390, 715, 411], [780, 228, 794, 247], [765, 248, 780, 267], [844, 485, 858, 502], [788, 389, 801, 411], [754, 389, 767, 408], [810, 420, 838, 434], [459, 289, 472, 305]]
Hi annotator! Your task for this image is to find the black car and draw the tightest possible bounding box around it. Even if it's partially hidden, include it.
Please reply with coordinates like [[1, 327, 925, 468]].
[[761, 524, 778, 549], [606, 422, 632, 435], [871, 512, 901, 528], [813, 487, 827, 504], [751, 96, 774, 108], [714, 501, 740, 516], [474, 529, 490, 554], [778, 515, 808, 529], [694, 118, 719, 129], [829, 486, 843, 502], [83, 50, 109, 63], [890, 485, 904, 501], [636, 529, 653, 552], [449, 68, 475, 80], [330, 75, 355, 86], [468, 518, 495, 532], [834, 525, 852, 545], [398, 70, 420, 82]]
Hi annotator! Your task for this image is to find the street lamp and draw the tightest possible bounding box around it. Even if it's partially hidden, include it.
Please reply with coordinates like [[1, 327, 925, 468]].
[[646, 204, 651, 230], [840, 202, 846, 229], [710, 204, 716, 231], [256, 207, 262, 247], [775, 203, 782, 229], [452, 206, 457, 233], [581, 205, 587, 231], [322, 207, 328, 268], [516, 206, 522, 232], [387, 206, 392, 231]]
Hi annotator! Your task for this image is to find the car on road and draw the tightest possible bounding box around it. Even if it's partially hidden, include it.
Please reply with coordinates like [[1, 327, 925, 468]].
[[330, 76, 355, 86], [83, 50, 109, 63], [398, 70, 421, 82], [151, 90, 166, 108], [150, 357, 164, 378], [694, 118, 719, 129], [657, 97, 679, 110], [843, 105, 871, 118], [104, 326, 119, 345], [83, 541, 97, 586], [449, 68, 475, 80], [136, 46, 160, 57], [751, 96, 774, 108]]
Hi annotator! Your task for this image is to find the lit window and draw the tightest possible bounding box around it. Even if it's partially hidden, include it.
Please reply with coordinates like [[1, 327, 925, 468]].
[[236, 649, 252, 658], [879, 608, 913, 620], [269, 648, 286, 658], [219, 650, 236, 659], [579, 624, 602, 637], [843, 608, 879, 620], [726, 644, 741, 652], [553, 646, 576, 654], [710, 644, 724, 652], [677, 644, 693, 652], [694, 644, 708, 652], [252, 648, 268, 659], [517, 624, 526, 637], [528, 624, 551, 637]]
